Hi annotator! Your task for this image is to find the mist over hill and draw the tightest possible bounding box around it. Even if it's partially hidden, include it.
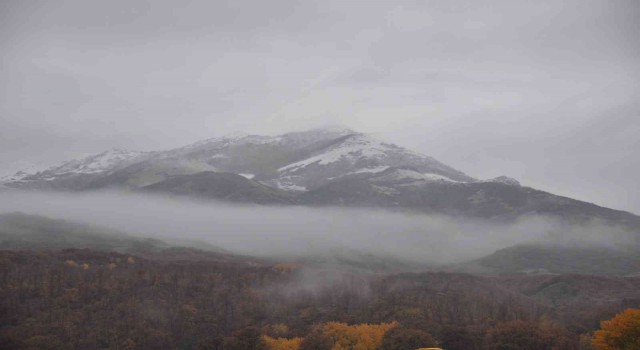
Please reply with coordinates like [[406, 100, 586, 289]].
[[1, 190, 637, 275]]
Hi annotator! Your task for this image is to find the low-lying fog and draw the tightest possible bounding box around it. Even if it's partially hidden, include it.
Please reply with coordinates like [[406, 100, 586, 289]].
[[0, 189, 635, 264]]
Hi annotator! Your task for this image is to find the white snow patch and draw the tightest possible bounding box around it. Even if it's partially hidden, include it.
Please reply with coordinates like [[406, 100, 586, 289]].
[[483, 176, 520, 186], [242, 135, 283, 145], [4, 149, 146, 182], [182, 133, 283, 151], [181, 132, 250, 150], [53, 149, 145, 175], [275, 181, 307, 192], [376, 169, 459, 183], [239, 173, 255, 179], [273, 176, 308, 192], [347, 166, 390, 175], [278, 134, 392, 172], [327, 166, 391, 181]]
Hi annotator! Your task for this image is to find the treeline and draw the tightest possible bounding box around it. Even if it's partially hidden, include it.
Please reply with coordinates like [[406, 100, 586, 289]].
[[0, 249, 636, 349]]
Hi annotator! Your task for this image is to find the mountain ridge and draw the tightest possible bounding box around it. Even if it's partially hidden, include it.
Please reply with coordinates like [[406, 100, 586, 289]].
[[2, 127, 638, 227], [0, 127, 499, 190]]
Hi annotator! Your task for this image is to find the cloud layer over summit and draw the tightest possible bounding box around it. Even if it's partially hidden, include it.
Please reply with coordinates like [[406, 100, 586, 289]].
[[1, 0, 639, 213]]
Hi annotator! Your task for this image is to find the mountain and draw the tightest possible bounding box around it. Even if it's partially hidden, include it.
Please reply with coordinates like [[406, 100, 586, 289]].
[[299, 170, 640, 225], [0, 212, 167, 252], [454, 243, 640, 276], [2, 127, 471, 190], [1, 149, 147, 190], [141, 171, 294, 204], [3, 127, 639, 228]]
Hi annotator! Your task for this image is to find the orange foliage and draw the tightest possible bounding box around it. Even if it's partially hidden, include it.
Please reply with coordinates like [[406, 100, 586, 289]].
[[592, 308, 640, 350], [263, 335, 303, 350], [322, 321, 398, 350]]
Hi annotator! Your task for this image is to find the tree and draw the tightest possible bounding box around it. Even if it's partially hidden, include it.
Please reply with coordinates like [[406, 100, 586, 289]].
[[440, 325, 479, 350], [223, 327, 266, 350], [579, 334, 594, 350], [299, 330, 333, 350], [592, 308, 640, 350], [263, 335, 302, 350], [380, 327, 436, 350], [322, 322, 398, 350], [484, 320, 577, 350]]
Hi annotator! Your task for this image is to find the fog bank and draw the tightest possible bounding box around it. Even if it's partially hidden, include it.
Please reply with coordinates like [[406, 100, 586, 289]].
[[0, 189, 634, 264]]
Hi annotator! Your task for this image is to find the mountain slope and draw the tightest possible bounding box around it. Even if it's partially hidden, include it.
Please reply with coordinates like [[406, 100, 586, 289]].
[[3, 149, 150, 191], [2, 128, 474, 193], [0, 212, 167, 252], [270, 132, 474, 191], [2, 127, 639, 228], [455, 243, 640, 276], [298, 167, 640, 226], [141, 171, 295, 204]]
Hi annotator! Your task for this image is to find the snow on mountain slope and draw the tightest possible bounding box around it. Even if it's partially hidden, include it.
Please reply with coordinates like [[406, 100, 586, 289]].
[[278, 134, 392, 172], [372, 168, 461, 185], [3, 149, 147, 184], [346, 165, 391, 176], [2, 127, 475, 193], [49, 149, 147, 175], [485, 176, 521, 186], [0, 161, 51, 183], [172, 127, 353, 158], [4, 127, 639, 228], [142, 127, 360, 181], [271, 132, 475, 190]]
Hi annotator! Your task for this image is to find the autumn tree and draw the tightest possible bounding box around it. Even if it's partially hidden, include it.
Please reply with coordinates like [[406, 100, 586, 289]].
[[592, 308, 640, 350], [322, 321, 398, 350], [263, 335, 303, 350], [299, 330, 333, 350]]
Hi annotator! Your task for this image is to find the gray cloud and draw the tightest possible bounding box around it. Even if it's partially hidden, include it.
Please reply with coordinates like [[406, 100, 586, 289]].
[[1, 0, 639, 213]]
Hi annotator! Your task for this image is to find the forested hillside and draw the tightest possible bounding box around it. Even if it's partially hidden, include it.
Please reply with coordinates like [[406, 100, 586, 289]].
[[1, 249, 638, 349]]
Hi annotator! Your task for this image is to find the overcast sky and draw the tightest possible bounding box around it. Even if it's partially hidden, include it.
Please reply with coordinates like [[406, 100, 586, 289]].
[[1, 0, 639, 213]]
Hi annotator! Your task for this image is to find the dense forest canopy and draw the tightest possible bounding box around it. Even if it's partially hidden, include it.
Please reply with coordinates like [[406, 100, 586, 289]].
[[1, 248, 638, 349]]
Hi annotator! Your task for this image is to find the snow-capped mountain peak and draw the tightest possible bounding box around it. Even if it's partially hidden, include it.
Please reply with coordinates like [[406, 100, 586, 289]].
[[2, 128, 474, 193], [271, 132, 474, 190]]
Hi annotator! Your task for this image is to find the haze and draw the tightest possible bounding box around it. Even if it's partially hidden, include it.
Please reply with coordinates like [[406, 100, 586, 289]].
[[0, 190, 634, 264], [1, 0, 639, 214]]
